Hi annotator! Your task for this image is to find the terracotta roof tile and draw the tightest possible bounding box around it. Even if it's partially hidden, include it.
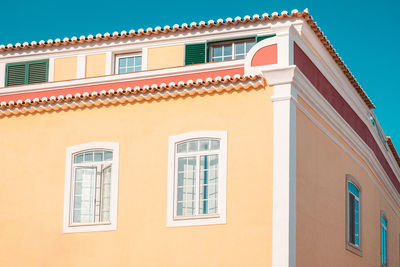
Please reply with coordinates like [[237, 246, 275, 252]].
[[387, 137, 400, 168], [0, 8, 374, 109]]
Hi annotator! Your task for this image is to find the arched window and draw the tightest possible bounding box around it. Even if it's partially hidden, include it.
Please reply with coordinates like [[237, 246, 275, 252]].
[[346, 175, 362, 255], [167, 131, 227, 227], [63, 142, 119, 233]]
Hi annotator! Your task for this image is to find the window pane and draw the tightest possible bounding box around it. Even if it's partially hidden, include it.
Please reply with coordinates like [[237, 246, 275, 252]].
[[210, 140, 220, 150], [213, 46, 222, 57], [235, 42, 244, 55], [246, 41, 255, 53], [176, 157, 196, 216], [104, 151, 113, 161], [177, 142, 187, 153], [126, 57, 134, 67], [354, 199, 359, 246], [199, 140, 210, 151], [223, 44, 232, 56], [349, 194, 355, 244], [74, 153, 84, 163], [199, 154, 218, 214], [94, 151, 103, 162], [188, 140, 198, 152], [100, 166, 112, 222], [84, 152, 93, 162], [348, 182, 359, 198], [72, 168, 96, 223]]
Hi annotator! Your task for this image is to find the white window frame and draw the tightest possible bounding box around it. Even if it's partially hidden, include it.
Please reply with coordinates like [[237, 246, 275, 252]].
[[114, 52, 143, 74], [208, 38, 255, 62], [63, 142, 119, 233], [345, 175, 362, 256], [167, 131, 227, 227]]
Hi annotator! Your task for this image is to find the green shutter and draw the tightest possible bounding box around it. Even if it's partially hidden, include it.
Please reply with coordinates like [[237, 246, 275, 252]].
[[185, 43, 206, 65], [5, 59, 48, 87], [28, 61, 48, 84], [6, 64, 26, 87], [256, 34, 276, 43]]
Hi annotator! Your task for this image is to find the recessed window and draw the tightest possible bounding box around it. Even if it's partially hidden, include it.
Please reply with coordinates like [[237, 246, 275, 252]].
[[63, 142, 119, 233], [369, 113, 387, 149], [209, 39, 255, 62], [115, 53, 142, 74], [346, 175, 362, 255], [381, 213, 388, 267], [167, 131, 227, 227]]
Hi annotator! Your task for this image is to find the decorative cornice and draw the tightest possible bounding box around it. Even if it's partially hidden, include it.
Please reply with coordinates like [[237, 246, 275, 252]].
[[387, 137, 400, 168], [0, 75, 264, 117]]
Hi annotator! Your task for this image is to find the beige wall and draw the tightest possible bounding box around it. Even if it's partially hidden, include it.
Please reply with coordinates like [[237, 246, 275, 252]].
[[54, 57, 77, 82], [147, 45, 185, 70], [296, 97, 400, 267], [86, 54, 106, 78], [0, 86, 274, 267]]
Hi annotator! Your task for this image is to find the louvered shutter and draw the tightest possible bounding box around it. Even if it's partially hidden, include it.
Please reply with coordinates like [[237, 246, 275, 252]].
[[28, 61, 48, 84], [256, 34, 276, 43], [6, 64, 26, 87], [185, 43, 206, 65]]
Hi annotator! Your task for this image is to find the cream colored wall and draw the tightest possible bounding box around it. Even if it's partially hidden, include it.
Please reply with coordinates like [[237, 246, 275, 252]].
[[86, 54, 106, 78], [147, 45, 185, 70], [0, 86, 274, 267], [53, 56, 78, 82], [296, 97, 400, 267]]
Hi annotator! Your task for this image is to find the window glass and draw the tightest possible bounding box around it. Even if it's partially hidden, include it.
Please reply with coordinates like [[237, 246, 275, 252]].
[[209, 39, 255, 62], [118, 55, 142, 74], [71, 150, 113, 224], [175, 138, 221, 218], [348, 181, 360, 247], [381, 215, 388, 266]]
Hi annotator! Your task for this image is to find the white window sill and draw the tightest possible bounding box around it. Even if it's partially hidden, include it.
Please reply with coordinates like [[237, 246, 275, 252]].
[[63, 222, 116, 233], [167, 214, 226, 227]]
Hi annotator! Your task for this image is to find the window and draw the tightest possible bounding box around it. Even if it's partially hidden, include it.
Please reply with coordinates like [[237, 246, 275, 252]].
[[346, 175, 362, 255], [208, 39, 255, 62], [167, 131, 227, 227], [115, 53, 142, 74], [5, 59, 48, 87], [381, 212, 388, 267], [63, 142, 119, 233], [369, 113, 387, 149]]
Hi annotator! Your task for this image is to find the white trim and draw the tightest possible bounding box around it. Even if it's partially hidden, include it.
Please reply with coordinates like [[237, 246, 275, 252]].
[[48, 58, 54, 82], [167, 131, 227, 227], [76, 55, 86, 79], [0, 62, 5, 87], [63, 142, 119, 233], [105, 51, 112, 75], [114, 52, 142, 75], [141, 47, 148, 71], [271, 81, 297, 267]]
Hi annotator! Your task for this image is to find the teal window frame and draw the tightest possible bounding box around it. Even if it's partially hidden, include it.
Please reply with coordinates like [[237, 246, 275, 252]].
[[381, 212, 388, 267], [5, 59, 49, 87], [346, 175, 362, 256]]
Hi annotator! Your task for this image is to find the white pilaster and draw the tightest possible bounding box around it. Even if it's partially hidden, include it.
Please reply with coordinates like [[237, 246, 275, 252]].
[[48, 58, 54, 82], [105, 51, 112, 75], [271, 82, 297, 267], [0, 63, 5, 87], [76, 55, 86, 79]]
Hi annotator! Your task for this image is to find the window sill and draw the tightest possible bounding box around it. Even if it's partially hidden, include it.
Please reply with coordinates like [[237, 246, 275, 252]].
[[63, 221, 116, 233], [167, 214, 225, 227], [346, 242, 362, 257], [68, 222, 111, 227]]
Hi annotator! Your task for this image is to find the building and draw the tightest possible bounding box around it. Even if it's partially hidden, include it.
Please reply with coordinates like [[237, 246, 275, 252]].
[[0, 8, 399, 267]]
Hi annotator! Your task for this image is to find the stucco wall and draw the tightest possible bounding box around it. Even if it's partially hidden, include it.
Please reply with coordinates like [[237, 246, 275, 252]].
[[0, 86, 274, 267], [86, 54, 106, 78], [147, 45, 185, 70], [54, 56, 77, 82], [296, 97, 400, 267]]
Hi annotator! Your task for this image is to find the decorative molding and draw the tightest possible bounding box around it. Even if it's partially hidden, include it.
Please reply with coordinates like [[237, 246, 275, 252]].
[[0, 75, 265, 117]]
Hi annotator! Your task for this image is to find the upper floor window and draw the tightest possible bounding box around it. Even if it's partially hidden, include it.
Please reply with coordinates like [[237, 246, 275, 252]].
[[5, 59, 48, 87], [381, 213, 388, 267], [369, 113, 387, 149], [63, 142, 119, 233], [208, 39, 255, 62], [115, 53, 142, 74], [346, 175, 361, 255], [167, 131, 227, 227]]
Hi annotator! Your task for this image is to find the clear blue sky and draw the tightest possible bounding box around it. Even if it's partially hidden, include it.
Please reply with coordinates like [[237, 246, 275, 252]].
[[1, 0, 399, 148]]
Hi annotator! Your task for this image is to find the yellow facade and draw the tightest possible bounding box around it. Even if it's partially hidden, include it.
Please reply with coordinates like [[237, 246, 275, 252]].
[[86, 54, 106, 78], [296, 97, 400, 267], [0, 86, 274, 267], [147, 45, 185, 70], [54, 56, 78, 82]]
